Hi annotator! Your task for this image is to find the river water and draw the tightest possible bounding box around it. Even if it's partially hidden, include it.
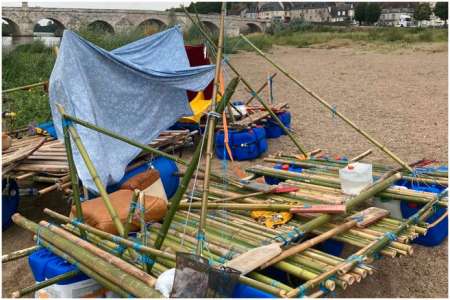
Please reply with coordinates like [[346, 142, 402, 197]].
[[2, 35, 61, 52]]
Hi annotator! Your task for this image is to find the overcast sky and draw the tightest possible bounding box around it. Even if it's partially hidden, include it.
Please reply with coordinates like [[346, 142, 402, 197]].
[[2, 0, 190, 11]]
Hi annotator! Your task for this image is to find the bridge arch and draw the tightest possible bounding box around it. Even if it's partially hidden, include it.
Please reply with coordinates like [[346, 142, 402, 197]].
[[201, 21, 219, 36], [87, 20, 114, 33], [33, 18, 65, 36], [241, 22, 262, 34], [137, 18, 167, 34], [2, 17, 20, 36]]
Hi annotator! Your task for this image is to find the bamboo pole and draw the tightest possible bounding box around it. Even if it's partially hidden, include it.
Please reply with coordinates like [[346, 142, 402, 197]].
[[261, 219, 358, 268], [61, 115, 86, 238], [12, 214, 160, 298], [350, 149, 373, 162], [197, 2, 226, 256], [43, 208, 176, 261], [2, 81, 48, 94], [245, 73, 278, 105], [40, 220, 156, 287], [11, 270, 80, 298], [182, 6, 309, 157], [176, 202, 325, 211], [153, 76, 239, 263], [2, 245, 41, 263], [287, 189, 447, 297], [56, 104, 125, 237], [123, 190, 139, 237], [239, 34, 413, 173], [33, 238, 131, 297]]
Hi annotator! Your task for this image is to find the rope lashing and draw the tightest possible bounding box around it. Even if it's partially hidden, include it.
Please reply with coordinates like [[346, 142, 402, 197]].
[[196, 231, 206, 242], [346, 254, 364, 265], [384, 231, 397, 241], [331, 105, 337, 119], [297, 285, 307, 298], [207, 111, 221, 119], [62, 118, 73, 128]]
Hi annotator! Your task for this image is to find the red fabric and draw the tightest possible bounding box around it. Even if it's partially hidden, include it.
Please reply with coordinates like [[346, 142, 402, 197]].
[[185, 45, 214, 101]]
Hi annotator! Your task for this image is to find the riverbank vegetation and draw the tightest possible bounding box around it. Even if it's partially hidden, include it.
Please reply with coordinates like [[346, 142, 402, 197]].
[[2, 24, 447, 129]]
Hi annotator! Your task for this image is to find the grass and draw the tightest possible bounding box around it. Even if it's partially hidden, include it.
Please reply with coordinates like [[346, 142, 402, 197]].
[[2, 25, 448, 130]]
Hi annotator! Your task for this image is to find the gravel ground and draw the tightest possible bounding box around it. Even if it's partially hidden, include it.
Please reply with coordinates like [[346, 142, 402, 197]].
[[2, 43, 447, 298]]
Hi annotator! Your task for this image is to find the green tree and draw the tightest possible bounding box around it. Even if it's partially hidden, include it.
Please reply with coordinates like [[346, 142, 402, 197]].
[[365, 3, 381, 25], [186, 2, 231, 14], [434, 2, 448, 25], [354, 2, 367, 25], [414, 2, 432, 24]]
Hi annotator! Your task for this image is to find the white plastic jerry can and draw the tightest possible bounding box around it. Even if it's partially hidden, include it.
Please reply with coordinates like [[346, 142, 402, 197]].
[[339, 162, 373, 196]]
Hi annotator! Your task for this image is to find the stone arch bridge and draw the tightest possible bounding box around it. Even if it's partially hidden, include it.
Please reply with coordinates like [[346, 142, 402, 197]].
[[2, 6, 268, 37]]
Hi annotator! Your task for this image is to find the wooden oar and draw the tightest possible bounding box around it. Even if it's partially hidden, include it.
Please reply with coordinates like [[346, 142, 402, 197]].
[[260, 207, 389, 269], [212, 184, 299, 203]]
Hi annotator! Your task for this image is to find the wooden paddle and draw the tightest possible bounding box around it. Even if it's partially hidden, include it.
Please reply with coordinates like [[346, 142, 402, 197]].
[[225, 207, 389, 275]]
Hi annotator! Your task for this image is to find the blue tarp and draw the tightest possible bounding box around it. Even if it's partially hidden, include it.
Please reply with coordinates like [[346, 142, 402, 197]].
[[49, 26, 215, 192]]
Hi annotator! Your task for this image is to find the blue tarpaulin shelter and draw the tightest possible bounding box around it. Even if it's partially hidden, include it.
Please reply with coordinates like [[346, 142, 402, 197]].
[[49, 26, 215, 192]]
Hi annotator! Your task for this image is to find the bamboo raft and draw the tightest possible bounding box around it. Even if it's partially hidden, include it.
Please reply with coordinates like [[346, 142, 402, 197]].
[[2, 130, 196, 197], [3, 6, 448, 299]]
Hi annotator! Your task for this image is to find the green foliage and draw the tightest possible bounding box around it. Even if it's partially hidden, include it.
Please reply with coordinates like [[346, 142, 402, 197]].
[[2, 41, 55, 128], [414, 3, 432, 21], [354, 3, 367, 25], [34, 21, 58, 33], [354, 2, 381, 25], [365, 3, 381, 24], [2, 25, 447, 129], [185, 2, 231, 14], [434, 2, 448, 22]]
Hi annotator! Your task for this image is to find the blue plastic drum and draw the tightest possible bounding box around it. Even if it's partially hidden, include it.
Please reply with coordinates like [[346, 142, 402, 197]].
[[215, 127, 268, 161], [264, 111, 291, 139], [264, 164, 302, 185], [2, 178, 20, 230], [150, 157, 180, 198], [29, 248, 88, 284], [104, 157, 179, 199], [397, 179, 447, 247]]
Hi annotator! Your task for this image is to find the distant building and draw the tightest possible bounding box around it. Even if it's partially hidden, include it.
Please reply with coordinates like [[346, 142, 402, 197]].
[[288, 2, 331, 22], [240, 2, 354, 23], [328, 2, 354, 23], [258, 2, 286, 22], [378, 2, 417, 26]]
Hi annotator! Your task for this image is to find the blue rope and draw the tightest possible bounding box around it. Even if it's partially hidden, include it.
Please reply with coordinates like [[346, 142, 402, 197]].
[[346, 254, 364, 265], [62, 118, 72, 128], [196, 231, 206, 241], [372, 252, 382, 260], [384, 231, 397, 241], [298, 285, 306, 298], [331, 105, 337, 119]]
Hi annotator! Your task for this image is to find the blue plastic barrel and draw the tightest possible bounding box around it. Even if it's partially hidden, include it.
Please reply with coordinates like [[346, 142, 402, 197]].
[[102, 157, 179, 199], [264, 112, 291, 139], [46, 255, 89, 284], [215, 127, 267, 161], [37, 121, 58, 139], [29, 248, 88, 284], [397, 179, 447, 247], [315, 239, 345, 257], [150, 157, 180, 198], [264, 164, 302, 185], [2, 178, 20, 230], [232, 283, 275, 298]]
